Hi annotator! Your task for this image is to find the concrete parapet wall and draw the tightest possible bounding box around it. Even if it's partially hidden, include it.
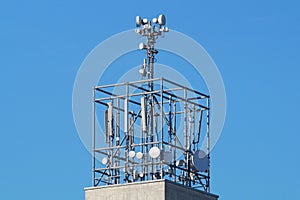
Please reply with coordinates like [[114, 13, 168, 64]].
[[85, 180, 218, 200]]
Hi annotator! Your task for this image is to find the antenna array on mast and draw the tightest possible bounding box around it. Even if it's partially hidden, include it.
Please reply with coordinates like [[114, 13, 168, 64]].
[[91, 14, 211, 192]]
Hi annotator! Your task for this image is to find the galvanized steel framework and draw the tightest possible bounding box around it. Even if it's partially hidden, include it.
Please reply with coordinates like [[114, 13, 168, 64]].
[[92, 78, 210, 191], [91, 15, 211, 192]]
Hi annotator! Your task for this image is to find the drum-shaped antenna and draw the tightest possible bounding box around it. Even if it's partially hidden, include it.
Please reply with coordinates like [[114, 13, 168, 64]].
[[136, 151, 143, 159], [149, 147, 160, 159], [129, 150, 136, 158]]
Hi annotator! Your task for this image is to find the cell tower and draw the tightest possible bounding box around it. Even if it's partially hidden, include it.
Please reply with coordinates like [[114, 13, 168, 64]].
[[87, 15, 218, 199]]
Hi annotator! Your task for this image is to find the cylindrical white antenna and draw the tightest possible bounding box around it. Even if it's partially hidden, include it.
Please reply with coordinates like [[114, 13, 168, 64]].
[[107, 101, 113, 137], [141, 97, 147, 132]]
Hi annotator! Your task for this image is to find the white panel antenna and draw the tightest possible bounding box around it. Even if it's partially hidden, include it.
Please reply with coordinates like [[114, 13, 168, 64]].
[[107, 101, 113, 137], [141, 97, 147, 132]]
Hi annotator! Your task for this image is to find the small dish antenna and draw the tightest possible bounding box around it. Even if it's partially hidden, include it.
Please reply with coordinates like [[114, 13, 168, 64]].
[[158, 14, 166, 25], [191, 150, 209, 172]]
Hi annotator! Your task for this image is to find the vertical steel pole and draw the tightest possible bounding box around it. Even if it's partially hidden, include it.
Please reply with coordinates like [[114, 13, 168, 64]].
[[124, 83, 129, 182], [108, 100, 112, 185], [173, 101, 177, 182], [160, 78, 164, 178], [92, 87, 96, 186], [183, 89, 188, 185], [207, 97, 211, 192], [116, 99, 120, 184]]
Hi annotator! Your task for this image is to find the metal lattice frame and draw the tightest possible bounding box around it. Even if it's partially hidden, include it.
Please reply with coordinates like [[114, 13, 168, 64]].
[[92, 77, 210, 192]]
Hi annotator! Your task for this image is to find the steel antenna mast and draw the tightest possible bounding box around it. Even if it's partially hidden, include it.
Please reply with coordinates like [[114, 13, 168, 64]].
[[136, 15, 169, 179]]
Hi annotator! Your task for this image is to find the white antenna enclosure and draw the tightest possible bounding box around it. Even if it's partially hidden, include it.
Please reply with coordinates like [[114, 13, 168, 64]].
[[158, 14, 166, 25], [136, 16, 141, 27]]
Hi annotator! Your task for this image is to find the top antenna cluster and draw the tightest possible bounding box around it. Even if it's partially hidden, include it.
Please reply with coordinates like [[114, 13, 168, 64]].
[[135, 14, 169, 48]]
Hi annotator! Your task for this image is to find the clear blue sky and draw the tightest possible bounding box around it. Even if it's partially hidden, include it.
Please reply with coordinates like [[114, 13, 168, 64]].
[[1, 0, 299, 199]]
